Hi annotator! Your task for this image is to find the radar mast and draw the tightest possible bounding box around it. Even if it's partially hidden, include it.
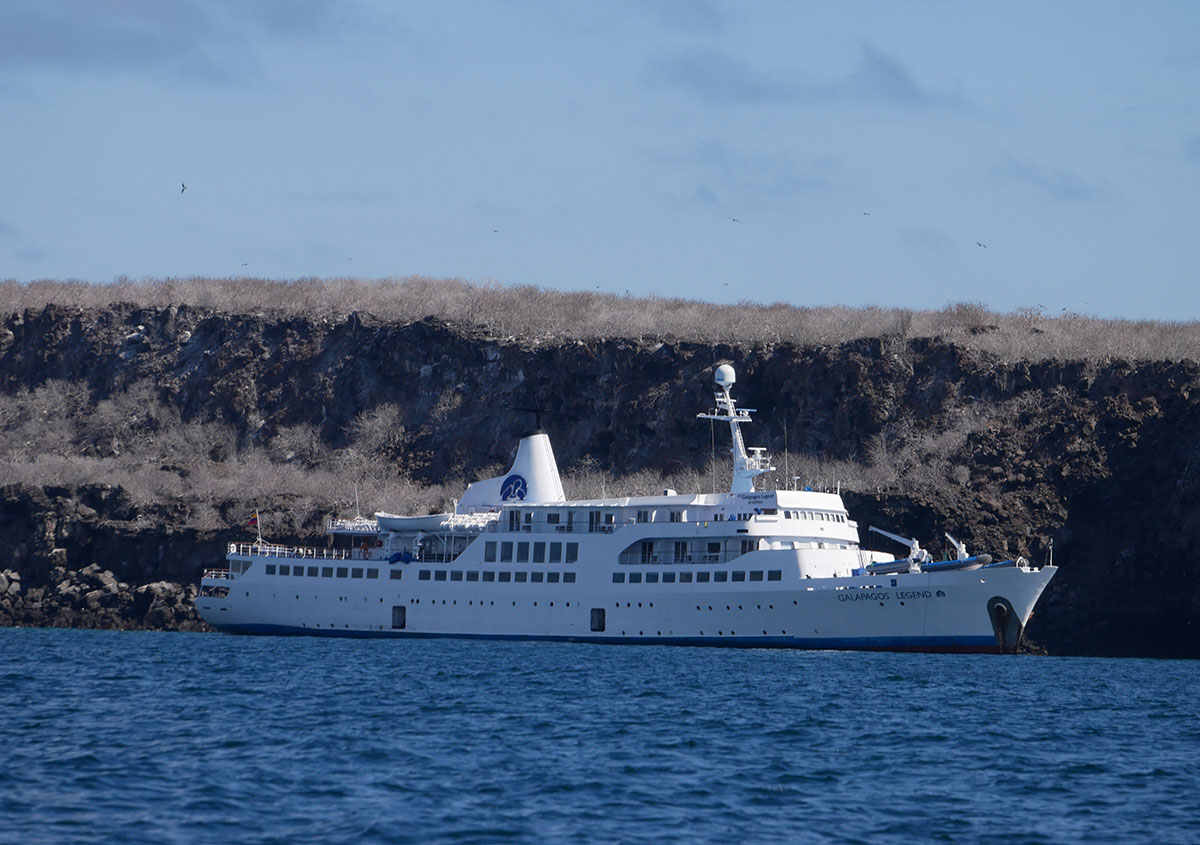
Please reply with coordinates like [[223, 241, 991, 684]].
[[697, 364, 775, 494]]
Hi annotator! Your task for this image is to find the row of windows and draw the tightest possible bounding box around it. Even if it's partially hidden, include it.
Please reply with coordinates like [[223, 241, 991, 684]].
[[613, 570, 783, 584], [264, 564, 385, 579], [418, 570, 578, 584], [784, 510, 846, 523], [484, 541, 579, 564]]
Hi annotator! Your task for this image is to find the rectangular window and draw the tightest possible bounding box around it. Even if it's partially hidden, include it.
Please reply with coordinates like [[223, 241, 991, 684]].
[[352, 568, 363, 579], [679, 572, 693, 583], [636, 510, 649, 523], [663, 572, 676, 583], [389, 569, 403, 580], [588, 510, 601, 532], [307, 566, 318, 577], [707, 541, 721, 554], [337, 567, 349, 578], [450, 571, 463, 581], [732, 571, 746, 582], [515, 572, 527, 583], [669, 511, 682, 522], [645, 572, 659, 584], [434, 570, 447, 581], [629, 572, 642, 584], [265, 564, 276, 575], [549, 542, 562, 563], [483, 571, 495, 582], [500, 541, 513, 562], [533, 542, 546, 563], [419, 570, 431, 581], [547, 512, 560, 524], [467, 571, 479, 582], [484, 541, 497, 563], [674, 541, 689, 563], [279, 565, 290, 576], [768, 570, 782, 581], [566, 543, 578, 563], [391, 605, 406, 629], [547, 572, 560, 583], [741, 539, 756, 555], [713, 571, 728, 582], [612, 572, 626, 584], [365, 568, 378, 579], [750, 571, 764, 582], [516, 542, 529, 563], [590, 608, 605, 632], [499, 571, 511, 582], [530, 571, 543, 583], [563, 572, 576, 584], [640, 541, 654, 564], [696, 571, 710, 583]]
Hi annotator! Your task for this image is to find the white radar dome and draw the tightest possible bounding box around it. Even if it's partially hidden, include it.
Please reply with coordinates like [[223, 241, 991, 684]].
[[714, 364, 736, 387]]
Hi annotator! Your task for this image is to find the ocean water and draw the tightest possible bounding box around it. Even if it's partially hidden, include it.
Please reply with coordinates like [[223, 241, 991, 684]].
[[1, 629, 1198, 845]]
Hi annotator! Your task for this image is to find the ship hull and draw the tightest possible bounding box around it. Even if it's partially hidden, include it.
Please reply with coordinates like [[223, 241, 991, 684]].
[[197, 561, 1055, 654]]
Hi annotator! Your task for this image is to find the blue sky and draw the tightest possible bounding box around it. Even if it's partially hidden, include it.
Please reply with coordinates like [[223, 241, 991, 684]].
[[1, 0, 1197, 319]]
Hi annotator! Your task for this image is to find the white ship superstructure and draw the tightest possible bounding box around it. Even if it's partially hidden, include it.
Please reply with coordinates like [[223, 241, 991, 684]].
[[197, 366, 1056, 653]]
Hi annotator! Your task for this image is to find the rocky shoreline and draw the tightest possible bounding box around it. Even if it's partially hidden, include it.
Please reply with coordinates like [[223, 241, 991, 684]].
[[0, 565, 208, 632]]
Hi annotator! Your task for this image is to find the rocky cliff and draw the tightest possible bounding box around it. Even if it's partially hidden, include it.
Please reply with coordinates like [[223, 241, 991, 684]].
[[2, 301, 1198, 657]]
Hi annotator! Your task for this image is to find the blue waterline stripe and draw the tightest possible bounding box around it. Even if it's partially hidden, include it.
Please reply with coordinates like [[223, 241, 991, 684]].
[[210, 623, 999, 653]]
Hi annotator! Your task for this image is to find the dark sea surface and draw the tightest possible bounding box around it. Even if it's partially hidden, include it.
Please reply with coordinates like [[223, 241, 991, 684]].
[[2, 629, 1198, 844]]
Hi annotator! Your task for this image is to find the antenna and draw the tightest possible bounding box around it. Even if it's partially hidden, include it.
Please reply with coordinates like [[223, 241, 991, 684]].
[[512, 397, 547, 432], [783, 417, 789, 492], [354, 483, 362, 520]]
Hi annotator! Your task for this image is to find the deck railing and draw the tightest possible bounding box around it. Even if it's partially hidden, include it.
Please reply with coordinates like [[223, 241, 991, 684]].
[[226, 542, 375, 561]]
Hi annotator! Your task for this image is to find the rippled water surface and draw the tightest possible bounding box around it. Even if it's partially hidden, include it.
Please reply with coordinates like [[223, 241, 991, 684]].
[[2, 628, 1198, 843]]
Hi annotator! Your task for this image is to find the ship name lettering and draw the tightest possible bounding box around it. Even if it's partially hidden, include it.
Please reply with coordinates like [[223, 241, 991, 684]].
[[838, 592, 889, 602], [895, 590, 933, 600]]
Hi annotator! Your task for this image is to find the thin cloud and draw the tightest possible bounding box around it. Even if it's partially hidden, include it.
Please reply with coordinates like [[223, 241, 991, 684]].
[[0, 0, 375, 84], [643, 42, 969, 112], [0, 219, 19, 242], [991, 159, 1113, 203], [657, 139, 835, 210], [642, 46, 798, 106]]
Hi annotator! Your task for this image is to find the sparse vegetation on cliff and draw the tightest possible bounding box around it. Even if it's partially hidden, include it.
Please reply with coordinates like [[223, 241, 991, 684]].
[[3, 276, 1197, 361], [1, 278, 1199, 656]]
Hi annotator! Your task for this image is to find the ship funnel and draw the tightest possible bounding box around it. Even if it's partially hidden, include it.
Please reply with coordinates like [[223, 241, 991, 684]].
[[456, 432, 566, 512]]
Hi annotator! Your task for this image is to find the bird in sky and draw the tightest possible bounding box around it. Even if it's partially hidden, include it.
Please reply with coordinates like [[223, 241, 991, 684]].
[[976, 241, 988, 248], [241, 262, 249, 266], [729, 217, 741, 223], [863, 211, 870, 216], [181, 183, 186, 194]]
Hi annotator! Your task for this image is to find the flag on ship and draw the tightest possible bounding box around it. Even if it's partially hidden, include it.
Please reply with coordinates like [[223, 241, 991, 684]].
[[248, 510, 259, 527]]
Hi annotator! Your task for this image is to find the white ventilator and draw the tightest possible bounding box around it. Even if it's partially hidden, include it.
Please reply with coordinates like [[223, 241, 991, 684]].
[[457, 431, 566, 511]]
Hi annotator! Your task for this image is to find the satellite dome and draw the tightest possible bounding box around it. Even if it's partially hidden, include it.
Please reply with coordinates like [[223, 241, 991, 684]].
[[714, 364, 736, 387]]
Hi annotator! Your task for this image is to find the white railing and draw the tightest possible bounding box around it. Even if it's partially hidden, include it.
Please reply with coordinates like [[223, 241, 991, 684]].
[[326, 517, 380, 533], [202, 568, 234, 580], [226, 542, 372, 561]]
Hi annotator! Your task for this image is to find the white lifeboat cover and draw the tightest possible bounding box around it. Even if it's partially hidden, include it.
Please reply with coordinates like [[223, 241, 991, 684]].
[[456, 432, 566, 512]]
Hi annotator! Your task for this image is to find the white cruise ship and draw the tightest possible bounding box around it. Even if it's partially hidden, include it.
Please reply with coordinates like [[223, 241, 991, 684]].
[[196, 365, 1056, 653]]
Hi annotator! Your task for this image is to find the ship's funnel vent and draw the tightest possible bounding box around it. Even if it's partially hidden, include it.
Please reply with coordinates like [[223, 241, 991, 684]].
[[457, 432, 566, 512]]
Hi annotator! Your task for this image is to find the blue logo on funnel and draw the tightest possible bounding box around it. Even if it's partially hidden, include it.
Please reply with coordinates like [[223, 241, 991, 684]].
[[500, 474, 528, 501]]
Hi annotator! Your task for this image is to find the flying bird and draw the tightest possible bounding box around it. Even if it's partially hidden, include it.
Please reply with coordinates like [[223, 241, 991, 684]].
[[180, 183, 186, 194], [729, 217, 741, 223], [862, 211, 870, 216], [976, 242, 988, 248]]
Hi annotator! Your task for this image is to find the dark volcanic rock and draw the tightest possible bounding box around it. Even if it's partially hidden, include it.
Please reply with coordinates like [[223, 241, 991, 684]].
[[2, 304, 1199, 656]]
